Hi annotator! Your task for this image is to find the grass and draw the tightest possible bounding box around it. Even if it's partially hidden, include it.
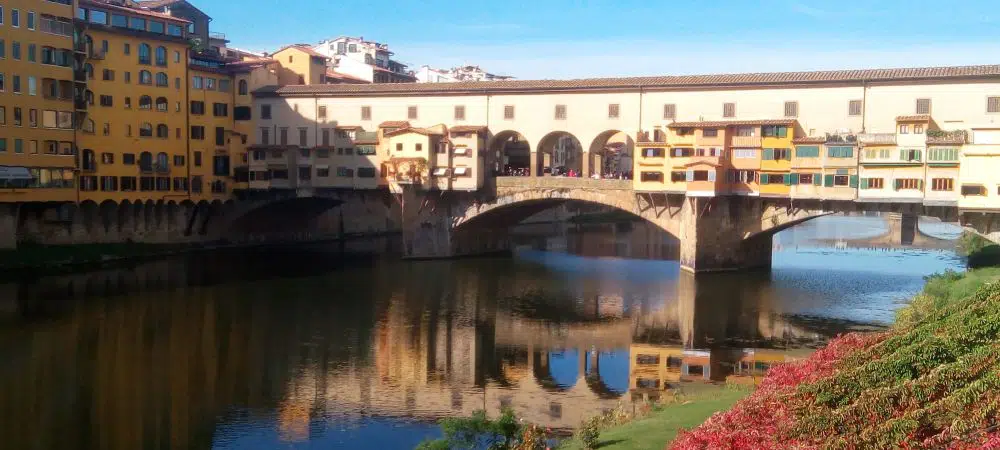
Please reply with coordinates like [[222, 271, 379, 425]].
[[898, 267, 1000, 327], [559, 385, 751, 450]]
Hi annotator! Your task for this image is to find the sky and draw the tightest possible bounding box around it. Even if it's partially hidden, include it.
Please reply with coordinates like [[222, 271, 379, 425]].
[[196, 0, 1000, 80]]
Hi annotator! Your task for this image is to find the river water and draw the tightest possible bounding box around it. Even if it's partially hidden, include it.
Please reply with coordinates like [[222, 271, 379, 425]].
[[0, 215, 963, 449]]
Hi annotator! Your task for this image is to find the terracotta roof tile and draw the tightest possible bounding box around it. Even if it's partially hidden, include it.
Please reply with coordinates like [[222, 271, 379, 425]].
[[253, 64, 1000, 97], [379, 121, 411, 129], [449, 125, 488, 134], [896, 114, 932, 122], [792, 136, 827, 144], [668, 119, 796, 128], [384, 127, 444, 137], [325, 70, 370, 84]]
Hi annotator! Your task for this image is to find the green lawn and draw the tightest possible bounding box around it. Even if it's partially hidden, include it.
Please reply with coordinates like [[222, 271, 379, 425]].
[[559, 386, 750, 450]]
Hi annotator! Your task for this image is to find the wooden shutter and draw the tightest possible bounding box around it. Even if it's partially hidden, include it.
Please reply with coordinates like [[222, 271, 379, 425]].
[[814, 173, 822, 185], [916, 98, 931, 115], [504, 105, 515, 119], [850, 175, 859, 188], [663, 103, 676, 119], [988, 96, 1000, 113], [762, 148, 773, 160], [723, 102, 735, 118], [849, 100, 862, 116], [784, 101, 798, 117], [824, 174, 835, 187]]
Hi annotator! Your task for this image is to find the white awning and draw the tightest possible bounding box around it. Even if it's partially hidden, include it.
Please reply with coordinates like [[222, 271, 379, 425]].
[[432, 167, 450, 176], [0, 166, 33, 180], [453, 166, 470, 176], [452, 147, 471, 156]]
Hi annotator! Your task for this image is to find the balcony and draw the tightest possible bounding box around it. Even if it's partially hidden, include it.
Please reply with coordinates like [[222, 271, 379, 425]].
[[88, 49, 106, 60], [730, 135, 761, 147], [858, 133, 896, 145], [636, 130, 666, 144], [354, 131, 378, 143], [209, 32, 227, 41], [825, 132, 858, 144], [926, 130, 967, 145]]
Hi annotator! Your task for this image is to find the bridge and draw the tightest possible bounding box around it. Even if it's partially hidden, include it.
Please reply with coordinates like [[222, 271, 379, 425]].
[[395, 176, 961, 272]]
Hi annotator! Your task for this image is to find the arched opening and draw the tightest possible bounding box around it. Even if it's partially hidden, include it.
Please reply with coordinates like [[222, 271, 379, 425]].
[[139, 70, 152, 85], [532, 349, 579, 392], [537, 131, 583, 177], [155, 97, 167, 112], [156, 124, 169, 138], [487, 130, 531, 177], [138, 43, 151, 65], [238, 79, 248, 95], [155, 46, 167, 66], [228, 197, 346, 235], [155, 72, 168, 87], [139, 122, 153, 137], [139, 95, 152, 110], [589, 130, 635, 179]]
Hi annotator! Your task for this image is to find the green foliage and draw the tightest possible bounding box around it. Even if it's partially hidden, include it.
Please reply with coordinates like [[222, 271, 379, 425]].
[[577, 417, 601, 450], [416, 408, 541, 450], [957, 232, 1000, 268]]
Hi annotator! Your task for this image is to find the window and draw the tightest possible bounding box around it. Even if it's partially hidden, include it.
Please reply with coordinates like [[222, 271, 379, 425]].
[[156, 124, 168, 138], [14, 107, 22, 126], [727, 169, 758, 183], [663, 103, 676, 119], [406, 105, 417, 119], [139, 122, 153, 137], [396, 143, 403, 152], [155, 97, 167, 112], [138, 43, 150, 64], [173, 155, 185, 166], [129, 17, 146, 31], [279, 128, 288, 145], [914, 124, 924, 134], [155, 46, 166, 66], [988, 96, 1000, 114], [205, 78, 215, 90], [702, 128, 718, 137], [259, 128, 270, 145], [213, 155, 230, 176], [733, 148, 755, 158], [672, 147, 694, 157], [11, 9, 19, 27], [155, 72, 168, 86], [100, 176, 118, 192], [27, 44, 36, 62], [12, 42, 20, 60], [784, 101, 799, 118], [916, 98, 931, 115], [723, 102, 736, 118], [337, 167, 354, 177], [139, 95, 152, 110], [174, 51, 181, 63], [27, 11, 35, 30], [962, 185, 986, 196], [827, 146, 854, 158], [762, 148, 791, 160], [894, 178, 922, 190], [928, 147, 959, 161], [900, 148, 922, 161], [454, 105, 465, 120], [554, 104, 566, 120], [798, 173, 814, 184], [298, 128, 308, 146], [99, 95, 113, 107], [761, 125, 788, 138], [124, 71, 131, 83], [931, 178, 954, 191], [234, 106, 251, 121], [860, 177, 884, 189], [139, 70, 152, 85], [317, 105, 327, 119], [357, 167, 376, 178], [167, 24, 183, 37], [642, 148, 664, 158], [27, 76, 36, 95], [504, 105, 515, 120], [190, 101, 205, 115], [212, 103, 228, 117], [190, 126, 205, 140], [194, 152, 202, 167], [261, 104, 271, 119], [795, 145, 820, 157], [608, 103, 620, 118], [638, 171, 664, 182]]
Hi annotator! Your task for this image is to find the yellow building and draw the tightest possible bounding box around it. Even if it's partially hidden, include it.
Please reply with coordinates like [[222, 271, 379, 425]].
[[757, 120, 797, 197], [633, 128, 669, 192], [959, 127, 1000, 211], [75, 0, 192, 204], [270, 45, 329, 86], [0, 0, 78, 202], [382, 125, 448, 188]]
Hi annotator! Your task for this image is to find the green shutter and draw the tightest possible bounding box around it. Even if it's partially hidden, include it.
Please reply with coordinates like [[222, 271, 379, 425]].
[[858, 177, 867, 189], [783, 173, 791, 185], [778, 126, 787, 138], [790, 173, 799, 185], [849, 175, 859, 188], [814, 173, 822, 185], [763, 148, 774, 160], [899, 149, 907, 161], [824, 174, 835, 187]]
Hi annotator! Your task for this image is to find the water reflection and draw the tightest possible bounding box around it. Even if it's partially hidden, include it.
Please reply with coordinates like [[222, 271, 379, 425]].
[[0, 216, 965, 449]]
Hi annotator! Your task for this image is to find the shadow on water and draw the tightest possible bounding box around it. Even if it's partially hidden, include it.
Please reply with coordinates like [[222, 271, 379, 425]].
[[0, 215, 965, 449]]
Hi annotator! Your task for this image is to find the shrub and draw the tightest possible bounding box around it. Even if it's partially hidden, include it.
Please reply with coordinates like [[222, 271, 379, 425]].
[[577, 417, 601, 450]]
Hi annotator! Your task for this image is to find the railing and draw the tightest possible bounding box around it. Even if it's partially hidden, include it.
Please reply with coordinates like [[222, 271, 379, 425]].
[[355, 131, 378, 142], [636, 131, 667, 143], [495, 176, 632, 190], [926, 130, 967, 145], [858, 133, 896, 145], [209, 32, 227, 40], [731, 136, 762, 147]]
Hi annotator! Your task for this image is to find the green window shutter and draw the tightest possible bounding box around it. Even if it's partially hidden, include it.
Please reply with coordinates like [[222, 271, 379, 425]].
[[858, 177, 867, 189], [783, 173, 791, 185], [916, 150, 922, 162], [824, 174, 835, 187], [899, 149, 907, 161], [918, 179, 924, 190], [849, 175, 859, 188], [790, 173, 799, 185], [814, 173, 822, 185], [778, 126, 787, 138], [894, 179, 901, 190], [707, 170, 716, 182], [763, 148, 773, 160]]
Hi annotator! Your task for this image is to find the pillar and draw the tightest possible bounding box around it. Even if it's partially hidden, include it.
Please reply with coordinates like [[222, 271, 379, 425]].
[[581, 150, 590, 177], [677, 196, 774, 273], [530, 151, 540, 177], [0, 204, 19, 250], [399, 188, 511, 259], [887, 212, 917, 245]]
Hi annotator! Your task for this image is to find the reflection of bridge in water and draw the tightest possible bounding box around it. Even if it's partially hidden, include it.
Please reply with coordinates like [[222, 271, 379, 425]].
[[805, 213, 957, 251]]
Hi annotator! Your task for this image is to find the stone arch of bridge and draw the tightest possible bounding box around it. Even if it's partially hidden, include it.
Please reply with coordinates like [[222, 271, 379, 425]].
[[487, 129, 534, 177], [588, 130, 635, 178], [536, 131, 585, 177], [225, 196, 346, 235]]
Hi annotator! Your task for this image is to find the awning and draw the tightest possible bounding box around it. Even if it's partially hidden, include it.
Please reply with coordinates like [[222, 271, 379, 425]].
[[453, 167, 470, 176], [432, 167, 450, 176], [0, 166, 33, 180]]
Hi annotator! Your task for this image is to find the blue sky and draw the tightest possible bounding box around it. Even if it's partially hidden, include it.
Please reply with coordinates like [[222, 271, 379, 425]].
[[198, 0, 1000, 79]]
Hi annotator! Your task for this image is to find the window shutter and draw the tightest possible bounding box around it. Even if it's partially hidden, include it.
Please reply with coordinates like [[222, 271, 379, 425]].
[[894, 179, 901, 190], [918, 179, 924, 190], [824, 174, 835, 187], [858, 177, 867, 189], [686, 170, 693, 182], [899, 149, 907, 161], [814, 173, 822, 185], [849, 175, 859, 188], [708, 170, 716, 182], [788, 173, 798, 185], [763, 148, 773, 160], [783, 173, 791, 185], [778, 127, 787, 138]]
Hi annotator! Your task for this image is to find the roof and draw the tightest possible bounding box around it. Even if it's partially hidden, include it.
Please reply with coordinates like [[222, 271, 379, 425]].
[[136, 0, 210, 19], [335, 125, 362, 130], [449, 125, 488, 134], [272, 45, 330, 60], [253, 64, 1000, 97], [379, 121, 411, 129], [668, 119, 796, 128], [384, 127, 445, 137], [325, 70, 370, 84], [82, 0, 191, 23], [792, 136, 827, 144], [896, 114, 932, 122]]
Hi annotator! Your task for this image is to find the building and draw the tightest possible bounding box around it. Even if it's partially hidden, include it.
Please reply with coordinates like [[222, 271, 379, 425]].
[[0, 0, 79, 203], [959, 127, 1000, 211], [312, 36, 416, 83], [270, 45, 329, 86], [414, 65, 513, 83]]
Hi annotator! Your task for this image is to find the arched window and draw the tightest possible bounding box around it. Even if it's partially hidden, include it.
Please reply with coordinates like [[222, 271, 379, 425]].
[[82, 149, 96, 171], [139, 95, 152, 110], [156, 124, 169, 138], [82, 119, 95, 134], [238, 79, 248, 95], [139, 70, 152, 85], [85, 35, 94, 55], [139, 151, 153, 171], [156, 152, 169, 169], [155, 72, 168, 87], [139, 122, 153, 137], [85, 63, 94, 80], [155, 97, 168, 112], [85, 90, 94, 105], [138, 43, 151, 64], [155, 46, 167, 66]]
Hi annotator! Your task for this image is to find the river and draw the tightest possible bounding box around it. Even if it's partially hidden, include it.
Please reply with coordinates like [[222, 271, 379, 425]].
[[0, 215, 964, 449]]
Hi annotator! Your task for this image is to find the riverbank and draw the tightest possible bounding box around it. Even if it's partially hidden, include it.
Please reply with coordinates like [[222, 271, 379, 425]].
[[670, 267, 1000, 449], [558, 385, 751, 450]]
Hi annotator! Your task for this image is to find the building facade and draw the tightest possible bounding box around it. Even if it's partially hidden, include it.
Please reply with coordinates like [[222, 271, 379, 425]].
[[414, 65, 513, 83], [312, 36, 415, 84]]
